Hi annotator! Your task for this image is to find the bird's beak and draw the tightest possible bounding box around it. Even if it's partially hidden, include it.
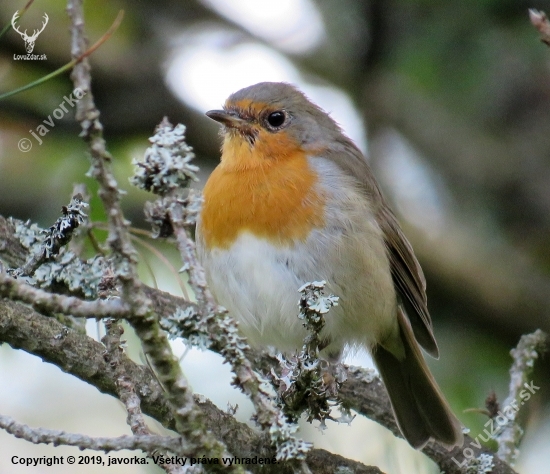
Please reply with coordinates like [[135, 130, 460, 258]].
[[205, 109, 247, 129]]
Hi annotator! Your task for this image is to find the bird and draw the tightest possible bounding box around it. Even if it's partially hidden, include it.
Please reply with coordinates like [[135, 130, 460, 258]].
[[196, 81, 464, 449]]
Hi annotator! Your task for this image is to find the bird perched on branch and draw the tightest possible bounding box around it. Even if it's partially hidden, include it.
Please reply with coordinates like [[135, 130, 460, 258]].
[[196, 82, 463, 449]]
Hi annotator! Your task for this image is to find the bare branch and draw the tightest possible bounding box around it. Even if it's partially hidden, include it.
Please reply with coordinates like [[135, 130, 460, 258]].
[[251, 359, 520, 474], [0, 271, 128, 318], [102, 319, 186, 474], [102, 319, 149, 436], [0, 414, 186, 454], [0, 298, 382, 474], [65, 2, 236, 469], [496, 330, 549, 464]]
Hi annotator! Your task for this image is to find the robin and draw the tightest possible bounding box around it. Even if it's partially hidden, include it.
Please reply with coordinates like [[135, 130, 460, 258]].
[[196, 82, 464, 449]]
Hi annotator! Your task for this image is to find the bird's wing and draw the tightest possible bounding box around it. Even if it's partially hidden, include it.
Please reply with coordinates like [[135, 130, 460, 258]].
[[377, 205, 438, 357], [323, 139, 439, 357]]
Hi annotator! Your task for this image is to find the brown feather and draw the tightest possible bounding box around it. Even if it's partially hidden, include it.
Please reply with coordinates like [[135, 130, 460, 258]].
[[320, 139, 439, 357], [373, 307, 463, 448]]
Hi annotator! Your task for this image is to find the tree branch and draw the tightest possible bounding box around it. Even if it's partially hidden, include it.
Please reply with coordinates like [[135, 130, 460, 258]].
[[65, 1, 235, 468], [0, 271, 129, 318], [0, 193, 528, 474], [0, 282, 521, 474], [0, 415, 186, 454], [496, 329, 549, 464], [0, 297, 381, 474]]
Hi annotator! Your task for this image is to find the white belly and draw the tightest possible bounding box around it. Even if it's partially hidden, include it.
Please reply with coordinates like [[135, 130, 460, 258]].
[[197, 228, 397, 356]]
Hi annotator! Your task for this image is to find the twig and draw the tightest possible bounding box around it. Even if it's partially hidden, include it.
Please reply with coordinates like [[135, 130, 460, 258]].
[[11, 194, 88, 277], [66, 0, 140, 309], [102, 320, 186, 474], [0, 271, 128, 318], [0, 414, 186, 453], [496, 329, 549, 464], [102, 319, 150, 435], [0, 0, 35, 43], [0, 297, 383, 474], [314, 364, 518, 474], [66, 1, 235, 470], [272, 282, 345, 427]]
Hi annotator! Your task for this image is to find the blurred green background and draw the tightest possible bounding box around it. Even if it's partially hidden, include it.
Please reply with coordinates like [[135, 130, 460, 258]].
[[1, 0, 550, 473]]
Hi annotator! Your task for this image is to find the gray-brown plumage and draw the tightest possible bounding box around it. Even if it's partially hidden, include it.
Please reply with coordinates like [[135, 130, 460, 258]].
[[199, 82, 464, 449]]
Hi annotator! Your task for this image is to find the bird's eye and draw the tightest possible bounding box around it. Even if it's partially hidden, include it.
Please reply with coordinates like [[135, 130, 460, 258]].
[[266, 110, 286, 128]]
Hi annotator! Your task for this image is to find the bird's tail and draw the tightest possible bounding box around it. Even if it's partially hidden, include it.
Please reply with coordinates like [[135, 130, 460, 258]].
[[372, 307, 464, 449]]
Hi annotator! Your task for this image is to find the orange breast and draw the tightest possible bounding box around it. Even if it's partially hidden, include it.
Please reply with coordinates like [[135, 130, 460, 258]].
[[200, 131, 326, 249]]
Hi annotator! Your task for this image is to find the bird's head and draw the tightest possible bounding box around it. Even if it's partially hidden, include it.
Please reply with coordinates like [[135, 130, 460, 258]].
[[206, 82, 343, 170]]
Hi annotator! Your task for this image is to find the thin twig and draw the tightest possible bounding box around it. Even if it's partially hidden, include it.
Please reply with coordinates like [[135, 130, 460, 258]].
[[496, 329, 549, 464], [0, 0, 35, 43], [0, 271, 128, 318], [13, 194, 88, 277], [102, 320, 186, 474], [66, 1, 236, 470], [0, 414, 186, 453], [0, 296, 383, 473], [103, 319, 150, 435]]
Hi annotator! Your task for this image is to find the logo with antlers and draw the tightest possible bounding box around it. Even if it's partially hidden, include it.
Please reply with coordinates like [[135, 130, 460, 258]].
[[11, 11, 49, 54]]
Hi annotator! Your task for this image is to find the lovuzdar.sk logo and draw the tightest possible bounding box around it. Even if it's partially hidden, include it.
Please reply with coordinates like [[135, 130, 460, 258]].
[[11, 11, 48, 60]]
